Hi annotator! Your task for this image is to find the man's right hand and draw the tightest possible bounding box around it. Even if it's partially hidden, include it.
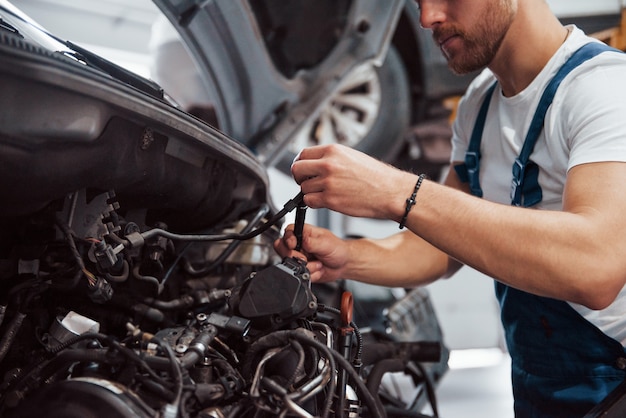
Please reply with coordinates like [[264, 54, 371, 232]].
[[274, 223, 350, 283]]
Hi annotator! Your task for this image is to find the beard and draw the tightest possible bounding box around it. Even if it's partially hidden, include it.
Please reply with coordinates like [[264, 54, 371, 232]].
[[433, 0, 515, 74]]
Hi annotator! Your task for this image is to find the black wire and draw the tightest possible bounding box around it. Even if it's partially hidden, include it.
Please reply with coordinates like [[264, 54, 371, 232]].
[[139, 192, 304, 244], [154, 337, 184, 409], [180, 203, 271, 277], [406, 362, 440, 418], [294, 201, 307, 252], [317, 304, 364, 369]]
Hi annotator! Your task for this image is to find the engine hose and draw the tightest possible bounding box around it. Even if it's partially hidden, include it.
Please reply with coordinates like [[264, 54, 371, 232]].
[[132, 265, 164, 295], [365, 358, 406, 396], [48, 333, 172, 389], [241, 329, 306, 378], [284, 339, 306, 388], [288, 333, 337, 418], [244, 328, 385, 418], [144, 295, 195, 310], [0, 312, 26, 365], [136, 374, 176, 401], [261, 377, 315, 418], [105, 260, 130, 283], [194, 383, 226, 404], [317, 304, 363, 369], [361, 341, 442, 366], [288, 331, 387, 418], [242, 329, 336, 417]]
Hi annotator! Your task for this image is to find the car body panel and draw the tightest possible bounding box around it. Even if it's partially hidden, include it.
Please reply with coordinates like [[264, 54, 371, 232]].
[[152, 0, 404, 164]]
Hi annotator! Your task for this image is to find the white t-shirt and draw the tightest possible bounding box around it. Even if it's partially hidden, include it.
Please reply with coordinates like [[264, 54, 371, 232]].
[[451, 26, 626, 344]]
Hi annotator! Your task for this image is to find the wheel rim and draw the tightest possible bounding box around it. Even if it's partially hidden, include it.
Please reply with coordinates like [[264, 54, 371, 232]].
[[289, 61, 382, 152]]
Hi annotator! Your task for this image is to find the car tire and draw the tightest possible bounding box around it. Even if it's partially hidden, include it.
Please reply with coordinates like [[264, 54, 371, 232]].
[[275, 45, 411, 173]]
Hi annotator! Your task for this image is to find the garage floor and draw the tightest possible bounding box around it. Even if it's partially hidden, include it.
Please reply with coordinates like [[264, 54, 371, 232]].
[[433, 350, 514, 418]]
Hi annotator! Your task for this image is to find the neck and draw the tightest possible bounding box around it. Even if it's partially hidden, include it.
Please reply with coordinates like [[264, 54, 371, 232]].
[[489, 3, 568, 97]]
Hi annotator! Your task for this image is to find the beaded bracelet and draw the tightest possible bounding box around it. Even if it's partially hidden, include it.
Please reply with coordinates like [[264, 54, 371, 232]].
[[398, 174, 426, 229]]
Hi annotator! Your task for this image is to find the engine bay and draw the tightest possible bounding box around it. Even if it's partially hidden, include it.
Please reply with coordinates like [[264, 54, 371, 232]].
[[0, 188, 443, 418]]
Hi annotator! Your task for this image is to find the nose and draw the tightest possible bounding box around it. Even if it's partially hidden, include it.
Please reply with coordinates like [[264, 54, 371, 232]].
[[419, 0, 447, 29]]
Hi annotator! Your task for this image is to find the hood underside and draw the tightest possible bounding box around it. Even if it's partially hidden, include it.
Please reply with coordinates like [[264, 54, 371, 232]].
[[0, 1, 274, 232]]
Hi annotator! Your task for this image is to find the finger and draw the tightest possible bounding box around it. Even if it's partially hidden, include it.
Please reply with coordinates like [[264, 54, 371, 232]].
[[275, 232, 297, 251], [292, 149, 303, 166], [297, 145, 331, 161], [308, 263, 336, 284], [307, 261, 325, 282], [273, 238, 288, 255], [291, 159, 325, 185]]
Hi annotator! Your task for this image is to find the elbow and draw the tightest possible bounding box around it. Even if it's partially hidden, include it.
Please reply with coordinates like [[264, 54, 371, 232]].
[[582, 293, 618, 311], [574, 268, 625, 311]]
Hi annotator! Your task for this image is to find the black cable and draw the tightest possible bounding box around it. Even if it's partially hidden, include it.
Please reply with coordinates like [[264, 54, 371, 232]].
[[294, 201, 307, 251], [284, 339, 306, 388], [317, 304, 364, 370], [407, 362, 439, 418], [139, 192, 304, 244], [0, 311, 26, 365], [156, 337, 184, 409], [180, 203, 271, 277]]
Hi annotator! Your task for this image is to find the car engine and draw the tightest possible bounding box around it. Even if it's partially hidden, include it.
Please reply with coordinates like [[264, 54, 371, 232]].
[[0, 188, 443, 418]]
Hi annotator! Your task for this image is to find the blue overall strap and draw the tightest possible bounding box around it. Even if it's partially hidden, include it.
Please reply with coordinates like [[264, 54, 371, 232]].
[[453, 82, 498, 198], [455, 42, 618, 204], [511, 41, 618, 207]]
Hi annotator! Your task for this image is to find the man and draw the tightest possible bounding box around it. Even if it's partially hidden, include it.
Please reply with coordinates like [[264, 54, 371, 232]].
[[274, 0, 626, 416]]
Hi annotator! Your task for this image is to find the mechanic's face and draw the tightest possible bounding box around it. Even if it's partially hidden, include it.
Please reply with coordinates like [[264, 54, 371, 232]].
[[418, 0, 516, 74]]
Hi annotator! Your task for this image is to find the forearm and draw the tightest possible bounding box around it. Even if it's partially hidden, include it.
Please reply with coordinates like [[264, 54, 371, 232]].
[[402, 168, 626, 309], [340, 230, 453, 288]]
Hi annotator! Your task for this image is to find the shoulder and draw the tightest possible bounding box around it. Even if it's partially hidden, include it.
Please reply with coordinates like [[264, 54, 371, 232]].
[[556, 29, 626, 112], [549, 27, 626, 127], [551, 31, 626, 167], [560, 26, 626, 79]]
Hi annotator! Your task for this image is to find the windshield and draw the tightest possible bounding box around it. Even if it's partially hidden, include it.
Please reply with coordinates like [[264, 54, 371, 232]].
[[0, 0, 75, 53]]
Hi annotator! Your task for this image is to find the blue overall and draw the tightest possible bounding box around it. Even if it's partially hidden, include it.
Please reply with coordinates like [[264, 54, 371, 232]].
[[455, 42, 626, 417]]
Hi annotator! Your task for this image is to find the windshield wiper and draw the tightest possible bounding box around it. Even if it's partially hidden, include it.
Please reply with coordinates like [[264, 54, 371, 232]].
[[0, 16, 23, 38], [64, 40, 164, 100]]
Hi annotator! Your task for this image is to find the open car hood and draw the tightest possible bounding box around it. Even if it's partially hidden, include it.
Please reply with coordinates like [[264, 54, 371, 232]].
[[0, 0, 274, 232]]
